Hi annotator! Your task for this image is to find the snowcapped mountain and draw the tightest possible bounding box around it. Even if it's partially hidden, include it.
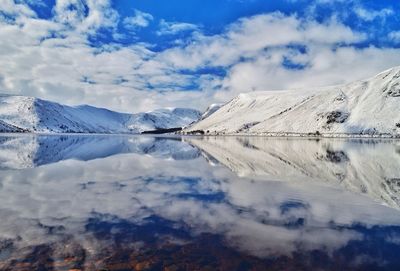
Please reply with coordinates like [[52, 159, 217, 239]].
[[186, 66, 400, 137], [0, 95, 201, 133], [200, 103, 224, 120], [127, 108, 201, 133]]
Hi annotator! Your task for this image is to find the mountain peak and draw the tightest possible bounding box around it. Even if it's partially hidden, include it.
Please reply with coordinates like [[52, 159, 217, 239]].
[[186, 66, 400, 137], [0, 95, 201, 134]]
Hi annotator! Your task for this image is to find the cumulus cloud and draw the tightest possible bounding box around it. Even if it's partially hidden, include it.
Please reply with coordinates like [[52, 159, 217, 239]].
[[389, 31, 400, 43], [214, 46, 400, 101], [354, 7, 394, 21], [0, 0, 36, 19], [52, 0, 119, 33], [157, 19, 200, 35], [0, 1, 399, 112], [152, 13, 399, 101], [123, 9, 153, 30], [53, 0, 87, 26], [153, 12, 366, 75]]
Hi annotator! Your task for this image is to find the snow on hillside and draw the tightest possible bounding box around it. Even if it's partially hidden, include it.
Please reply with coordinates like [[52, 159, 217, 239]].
[[186, 66, 400, 137], [200, 103, 224, 120], [0, 120, 25, 133], [0, 95, 201, 134], [126, 108, 201, 133]]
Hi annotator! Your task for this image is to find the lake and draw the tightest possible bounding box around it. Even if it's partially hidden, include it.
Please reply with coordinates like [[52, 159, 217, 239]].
[[0, 134, 400, 270]]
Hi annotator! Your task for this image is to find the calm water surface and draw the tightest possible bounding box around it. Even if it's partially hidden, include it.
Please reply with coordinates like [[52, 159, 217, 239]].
[[0, 135, 400, 270]]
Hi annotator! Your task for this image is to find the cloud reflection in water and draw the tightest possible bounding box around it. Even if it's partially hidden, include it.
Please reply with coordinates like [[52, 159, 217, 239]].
[[0, 135, 400, 270]]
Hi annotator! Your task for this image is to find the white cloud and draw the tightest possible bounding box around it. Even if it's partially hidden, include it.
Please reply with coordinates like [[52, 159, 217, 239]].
[[0, 0, 36, 19], [151, 13, 400, 104], [53, 0, 87, 26], [53, 0, 119, 33], [155, 13, 366, 71], [157, 19, 200, 35], [123, 9, 153, 30], [215, 46, 400, 101], [80, 0, 119, 32], [354, 7, 394, 21], [0, 2, 399, 112], [389, 31, 400, 43]]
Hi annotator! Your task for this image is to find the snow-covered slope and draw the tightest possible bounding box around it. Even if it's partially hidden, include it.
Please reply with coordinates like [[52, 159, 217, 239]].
[[126, 108, 201, 133], [0, 95, 201, 133], [186, 66, 400, 136], [0, 120, 26, 133], [200, 103, 224, 120]]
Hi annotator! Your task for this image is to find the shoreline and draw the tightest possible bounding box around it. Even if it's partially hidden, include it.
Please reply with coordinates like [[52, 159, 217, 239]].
[[179, 130, 400, 139], [0, 131, 400, 140]]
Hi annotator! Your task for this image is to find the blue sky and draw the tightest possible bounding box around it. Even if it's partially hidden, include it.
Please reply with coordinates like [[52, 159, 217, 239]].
[[1, 0, 400, 112]]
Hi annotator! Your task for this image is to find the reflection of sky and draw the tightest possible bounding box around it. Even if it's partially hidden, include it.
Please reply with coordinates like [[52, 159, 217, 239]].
[[1, 135, 400, 269]]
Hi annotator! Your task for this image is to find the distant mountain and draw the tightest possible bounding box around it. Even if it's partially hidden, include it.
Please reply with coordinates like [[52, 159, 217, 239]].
[[186, 66, 400, 137], [131, 108, 201, 133], [0, 95, 201, 133]]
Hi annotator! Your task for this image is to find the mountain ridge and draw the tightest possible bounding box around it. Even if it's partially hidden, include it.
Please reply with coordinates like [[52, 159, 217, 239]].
[[0, 95, 201, 134], [185, 66, 400, 137]]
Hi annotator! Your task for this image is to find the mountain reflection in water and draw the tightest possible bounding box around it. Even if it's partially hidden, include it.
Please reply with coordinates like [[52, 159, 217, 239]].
[[0, 135, 400, 270]]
